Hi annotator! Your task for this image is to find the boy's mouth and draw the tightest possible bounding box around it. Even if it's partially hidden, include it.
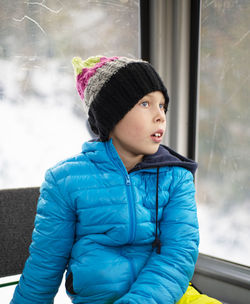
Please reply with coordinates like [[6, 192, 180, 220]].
[[151, 130, 164, 143]]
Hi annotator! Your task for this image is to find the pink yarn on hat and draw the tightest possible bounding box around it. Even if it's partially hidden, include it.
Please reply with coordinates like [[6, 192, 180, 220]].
[[76, 56, 119, 100]]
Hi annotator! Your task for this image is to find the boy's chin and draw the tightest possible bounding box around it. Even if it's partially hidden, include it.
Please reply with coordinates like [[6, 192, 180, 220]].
[[143, 144, 160, 155]]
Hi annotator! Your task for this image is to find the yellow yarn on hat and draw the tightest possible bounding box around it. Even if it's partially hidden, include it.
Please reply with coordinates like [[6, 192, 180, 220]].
[[72, 56, 103, 76]]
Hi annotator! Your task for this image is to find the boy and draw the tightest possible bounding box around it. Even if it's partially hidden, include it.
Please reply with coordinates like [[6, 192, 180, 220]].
[[10, 56, 220, 304]]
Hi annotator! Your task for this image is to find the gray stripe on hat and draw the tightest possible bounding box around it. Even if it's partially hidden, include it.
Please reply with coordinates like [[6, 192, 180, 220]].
[[84, 57, 144, 111]]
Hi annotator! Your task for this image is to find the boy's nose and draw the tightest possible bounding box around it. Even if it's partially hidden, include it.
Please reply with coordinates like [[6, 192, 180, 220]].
[[154, 108, 166, 123]]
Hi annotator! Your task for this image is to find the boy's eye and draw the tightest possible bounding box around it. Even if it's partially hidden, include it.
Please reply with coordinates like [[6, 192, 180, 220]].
[[141, 101, 149, 107], [159, 103, 165, 109]]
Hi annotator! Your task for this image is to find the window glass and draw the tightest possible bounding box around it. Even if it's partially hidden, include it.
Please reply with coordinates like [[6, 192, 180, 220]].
[[0, 0, 139, 189], [197, 0, 250, 266]]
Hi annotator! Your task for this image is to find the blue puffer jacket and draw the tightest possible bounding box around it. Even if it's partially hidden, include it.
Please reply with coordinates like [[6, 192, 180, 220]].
[[11, 139, 199, 304]]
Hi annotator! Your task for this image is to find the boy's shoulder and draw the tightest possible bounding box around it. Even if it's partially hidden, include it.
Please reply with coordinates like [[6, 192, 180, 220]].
[[47, 140, 106, 179]]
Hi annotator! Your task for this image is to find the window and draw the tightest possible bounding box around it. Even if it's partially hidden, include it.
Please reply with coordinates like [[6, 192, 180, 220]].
[[0, 0, 139, 189], [197, 0, 250, 266]]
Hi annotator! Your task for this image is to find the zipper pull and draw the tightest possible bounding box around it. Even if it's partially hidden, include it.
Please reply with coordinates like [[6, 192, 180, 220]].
[[126, 176, 131, 185]]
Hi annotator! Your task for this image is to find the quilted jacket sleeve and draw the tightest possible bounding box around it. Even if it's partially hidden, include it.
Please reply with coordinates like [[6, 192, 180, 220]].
[[10, 169, 76, 304], [115, 169, 199, 304]]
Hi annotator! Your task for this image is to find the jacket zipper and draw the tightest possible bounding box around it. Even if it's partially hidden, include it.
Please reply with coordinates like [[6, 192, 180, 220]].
[[125, 175, 136, 243], [105, 141, 136, 244]]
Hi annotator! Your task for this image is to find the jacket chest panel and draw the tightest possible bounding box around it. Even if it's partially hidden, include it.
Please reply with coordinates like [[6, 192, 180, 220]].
[[72, 171, 172, 245], [131, 171, 172, 211]]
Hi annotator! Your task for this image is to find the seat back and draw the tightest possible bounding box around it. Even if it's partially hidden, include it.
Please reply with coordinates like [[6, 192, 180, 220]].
[[0, 188, 39, 278]]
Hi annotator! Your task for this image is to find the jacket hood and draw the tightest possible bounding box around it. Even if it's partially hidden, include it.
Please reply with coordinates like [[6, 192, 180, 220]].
[[130, 144, 198, 176]]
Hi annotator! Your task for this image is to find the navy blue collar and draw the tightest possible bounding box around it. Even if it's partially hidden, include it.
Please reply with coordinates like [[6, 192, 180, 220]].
[[129, 145, 198, 176]]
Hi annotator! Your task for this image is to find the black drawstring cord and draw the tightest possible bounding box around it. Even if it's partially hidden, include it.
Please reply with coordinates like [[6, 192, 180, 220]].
[[152, 167, 162, 254]]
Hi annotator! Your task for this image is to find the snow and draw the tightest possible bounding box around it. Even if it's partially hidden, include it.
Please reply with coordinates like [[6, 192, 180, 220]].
[[0, 101, 90, 188], [0, 58, 91, 189], [198, 201, 250, 266]]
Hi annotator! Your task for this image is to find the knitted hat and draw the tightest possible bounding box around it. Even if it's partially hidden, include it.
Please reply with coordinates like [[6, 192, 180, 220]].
[[72, 55, 169, 141]]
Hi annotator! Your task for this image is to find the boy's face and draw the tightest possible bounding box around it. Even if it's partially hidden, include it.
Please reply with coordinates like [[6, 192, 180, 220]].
[[110, 91, 166, 160]]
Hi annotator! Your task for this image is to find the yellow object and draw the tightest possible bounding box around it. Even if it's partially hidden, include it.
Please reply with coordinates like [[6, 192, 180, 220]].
[[177, 284, 222, 304], [72, 56, 102, 76]]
